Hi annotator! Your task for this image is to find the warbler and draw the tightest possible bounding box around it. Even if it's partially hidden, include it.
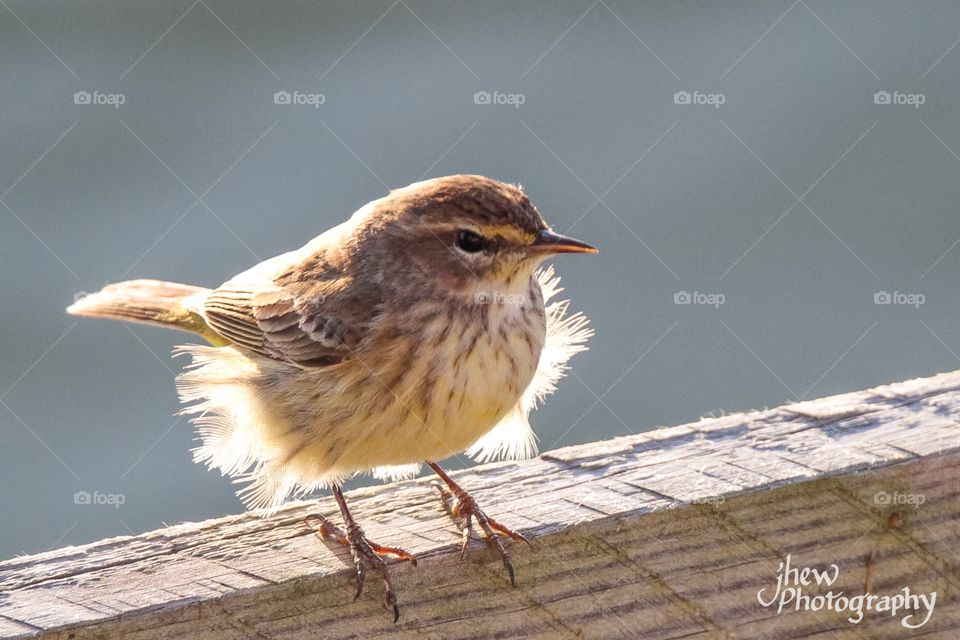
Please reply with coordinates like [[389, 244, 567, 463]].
[[68, 174, 596, 620]]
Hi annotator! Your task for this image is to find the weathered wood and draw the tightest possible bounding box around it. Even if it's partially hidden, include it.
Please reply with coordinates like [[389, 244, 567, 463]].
[[2, 370, 960, 639]]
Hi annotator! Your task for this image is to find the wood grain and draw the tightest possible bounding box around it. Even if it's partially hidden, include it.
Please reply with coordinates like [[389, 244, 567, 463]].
[[2, 370, 959, 639]]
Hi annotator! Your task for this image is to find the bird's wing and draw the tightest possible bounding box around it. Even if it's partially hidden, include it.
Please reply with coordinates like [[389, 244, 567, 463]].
[[202, 253, 371, 367]]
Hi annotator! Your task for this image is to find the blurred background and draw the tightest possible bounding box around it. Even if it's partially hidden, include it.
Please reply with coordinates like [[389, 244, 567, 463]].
[[2, 0, 960, 558]]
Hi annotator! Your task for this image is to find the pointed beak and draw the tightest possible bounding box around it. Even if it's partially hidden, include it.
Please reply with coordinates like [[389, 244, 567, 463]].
[[528, 229, 598, 255]]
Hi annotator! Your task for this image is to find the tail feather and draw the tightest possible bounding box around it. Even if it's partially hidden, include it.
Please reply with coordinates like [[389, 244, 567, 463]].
[[67, 279, 226, 345]]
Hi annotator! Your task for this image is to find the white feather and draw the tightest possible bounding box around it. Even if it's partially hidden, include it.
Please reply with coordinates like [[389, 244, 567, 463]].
[[465, 266, 592, 463]]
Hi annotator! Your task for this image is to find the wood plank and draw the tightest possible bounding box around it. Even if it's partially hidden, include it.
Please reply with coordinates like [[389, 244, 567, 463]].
[[2, 370, 960, 638]]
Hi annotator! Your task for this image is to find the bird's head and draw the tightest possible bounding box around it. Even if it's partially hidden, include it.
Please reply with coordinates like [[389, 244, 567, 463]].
[[356, 175, 597, 302]]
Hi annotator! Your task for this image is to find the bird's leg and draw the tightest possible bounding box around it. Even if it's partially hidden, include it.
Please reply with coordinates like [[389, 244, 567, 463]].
[[304, 484, 416, 622], [427, 461, 530, 586]]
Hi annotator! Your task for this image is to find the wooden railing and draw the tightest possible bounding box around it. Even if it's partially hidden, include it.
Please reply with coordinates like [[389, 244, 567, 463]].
[[2, 370, 959, 639]]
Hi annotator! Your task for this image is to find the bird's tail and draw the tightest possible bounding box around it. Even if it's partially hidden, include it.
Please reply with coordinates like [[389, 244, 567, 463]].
[[67, 279, 227, 345]]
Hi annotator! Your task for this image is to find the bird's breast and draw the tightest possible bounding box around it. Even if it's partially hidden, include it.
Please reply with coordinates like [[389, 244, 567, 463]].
[[444, 301, 544, 416], [374, 283, 547, 461]]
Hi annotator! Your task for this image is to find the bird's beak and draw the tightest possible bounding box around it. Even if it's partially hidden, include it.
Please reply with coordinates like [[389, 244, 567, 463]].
[[528, 229, 598, 255]]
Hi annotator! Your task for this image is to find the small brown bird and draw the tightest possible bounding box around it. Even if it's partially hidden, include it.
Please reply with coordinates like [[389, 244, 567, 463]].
[[68, 174, 595, 620]]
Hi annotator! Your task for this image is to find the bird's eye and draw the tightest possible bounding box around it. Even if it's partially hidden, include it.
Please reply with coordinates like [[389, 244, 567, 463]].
[[456, 229, 486, 253]]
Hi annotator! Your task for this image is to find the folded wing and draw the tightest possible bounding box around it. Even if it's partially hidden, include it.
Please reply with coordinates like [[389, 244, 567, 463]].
[[203, 260, 369, 368]]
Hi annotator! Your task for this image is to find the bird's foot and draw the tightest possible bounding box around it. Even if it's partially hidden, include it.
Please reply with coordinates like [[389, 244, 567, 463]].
[[431, 480, 530, 586], [305, 514, 416, 622]]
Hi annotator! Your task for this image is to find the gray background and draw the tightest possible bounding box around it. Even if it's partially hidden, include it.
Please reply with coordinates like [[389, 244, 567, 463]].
[[2, 0, 959, 559]]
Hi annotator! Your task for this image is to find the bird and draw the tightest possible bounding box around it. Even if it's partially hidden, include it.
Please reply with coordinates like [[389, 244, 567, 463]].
[[67, 174, 596, 620]]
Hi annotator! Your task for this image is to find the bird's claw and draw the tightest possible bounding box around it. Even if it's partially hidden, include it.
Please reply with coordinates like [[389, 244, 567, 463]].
[[305, 514, 416, 622], [431, 481, 530, 586]]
